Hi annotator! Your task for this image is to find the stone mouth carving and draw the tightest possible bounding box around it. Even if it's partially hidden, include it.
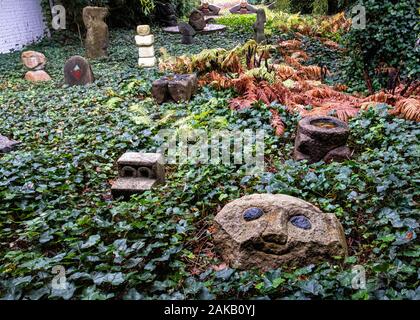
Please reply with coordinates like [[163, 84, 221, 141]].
[[214, 194, 348, 270]]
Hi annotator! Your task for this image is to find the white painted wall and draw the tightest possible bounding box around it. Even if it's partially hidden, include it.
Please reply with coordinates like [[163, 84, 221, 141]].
[[0, 0, 47, 54]]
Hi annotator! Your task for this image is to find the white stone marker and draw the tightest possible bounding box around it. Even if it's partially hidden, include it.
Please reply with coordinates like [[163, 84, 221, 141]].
[[136, 25, 156, 68]]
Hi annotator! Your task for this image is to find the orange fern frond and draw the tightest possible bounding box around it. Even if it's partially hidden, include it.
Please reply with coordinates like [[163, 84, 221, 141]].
[[391, 98, 420, 121], [270, 109, 286, 136]]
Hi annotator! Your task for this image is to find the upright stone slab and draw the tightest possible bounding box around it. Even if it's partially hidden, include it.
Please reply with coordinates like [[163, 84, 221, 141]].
[[135, 25, 156, 68], [0, 135, 20, 153], [253, 9, 266, 43], [111, 152, 165, 199], [64, 56, 95, 86], [214, 194, 348, 270], [83, 6, 109, 59]]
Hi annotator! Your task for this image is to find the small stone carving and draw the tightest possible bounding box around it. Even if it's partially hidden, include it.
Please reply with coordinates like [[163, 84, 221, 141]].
[[214, 194, 348, 270], [189, 9, 207, 31], [0, 135, 20, 153], [253, 9, 266, 43], [64, 56, 95, 86], [21, 51, 51, 82], [111, 152, 165, 198], [155, 2, 178, 27], [82, 6, 109, 59], [152, 74, 198, 104], [135, 25, 156, 68], [294, 116, 351, 163], [198, 2, 221, 16], [229, 0, 257, 14], [179, 22, 196, 45]]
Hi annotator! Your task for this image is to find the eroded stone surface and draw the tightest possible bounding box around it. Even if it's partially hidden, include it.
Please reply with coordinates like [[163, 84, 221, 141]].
[[189, 9, 206, 31], [179, 22, 196, 45], [294, 116, 350, 163], [64, 56, 95, 86], [111, 152, 165, 199], [83, 6, 109, 59], [198, 2, 221, 16], [21, 51, 46, 70], [152, 74, 198, 103], [214, 194, 348, 270], [24, 70, 51, 82], [253, 9, 266, 43], [0, 135, 20, 153]]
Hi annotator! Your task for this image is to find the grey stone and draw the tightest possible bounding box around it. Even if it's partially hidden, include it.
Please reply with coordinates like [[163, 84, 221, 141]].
[[323, 146, 352, 163], [178, 22, 196, 45], [294, 116, 350, 163], [214, 194, 348, 270], [111, 152, 165, 199], [198, 2, 221, 16], [0, 135, 20, 153], [152, 74, 198, 104], [253, 9, 266, 44]]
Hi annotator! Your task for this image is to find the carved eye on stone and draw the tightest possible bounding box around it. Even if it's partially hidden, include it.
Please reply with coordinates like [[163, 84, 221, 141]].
[[290, 215, 312, 230], [243, 207, 264, 221], [122, 166, 137, 178], [138, 167, 154, 179]]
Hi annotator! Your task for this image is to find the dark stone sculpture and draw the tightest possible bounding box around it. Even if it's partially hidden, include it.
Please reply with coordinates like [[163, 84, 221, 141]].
[[178, 22, 196, 45], [82, 6, 109, 59], [155, 2, 178, 27], [229, 1, 257, 14], [293, 116, 351, 163], [152, 74, 198, 104], [198, 2, 221, 16], [64, 56, 95, 86], [189, 9, 207, 31]]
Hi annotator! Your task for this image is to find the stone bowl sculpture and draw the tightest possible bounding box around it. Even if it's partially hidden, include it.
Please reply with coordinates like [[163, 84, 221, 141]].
[[294, 116, 351, 163], [213, 194, 348, 270], [163, 24, 226, 34]]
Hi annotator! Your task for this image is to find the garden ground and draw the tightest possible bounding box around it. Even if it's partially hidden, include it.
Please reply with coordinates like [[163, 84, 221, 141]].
[[0, 11, 419, 300]]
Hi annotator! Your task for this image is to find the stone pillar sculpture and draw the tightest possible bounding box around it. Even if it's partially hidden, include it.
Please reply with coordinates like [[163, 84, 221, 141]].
[[135, 25, 156, 68], [82, 6, 109, 59], [253, 9, 266, 43], [179, 22, 196, 45]]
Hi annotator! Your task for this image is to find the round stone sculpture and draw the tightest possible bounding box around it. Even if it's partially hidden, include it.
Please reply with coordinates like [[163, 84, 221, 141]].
[[294, 116, 351, 163], [213, 194, 348, 270]]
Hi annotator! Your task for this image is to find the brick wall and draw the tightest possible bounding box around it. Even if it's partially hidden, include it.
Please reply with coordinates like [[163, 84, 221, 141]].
[[0, 0, 47, 54]]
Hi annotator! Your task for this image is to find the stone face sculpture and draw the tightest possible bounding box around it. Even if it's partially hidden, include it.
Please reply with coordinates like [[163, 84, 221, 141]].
[[178, 22, 196, 45], [214, 194, 348, 270], [0, 135, 20, 153], [155, 2, 178, 27], [111, 152, 165, 198], [198, 2, 221, 16], [82, 6, 109, 59], [152, 74, 198, 104], [229, 0, 257, 14], [294, 116, 351, 163], [253, 9, 266, 43], [135, 25, 156, 68], [64, 56, 95, 86], [21, 51, 51, 82], [189, 9, 207, 31]]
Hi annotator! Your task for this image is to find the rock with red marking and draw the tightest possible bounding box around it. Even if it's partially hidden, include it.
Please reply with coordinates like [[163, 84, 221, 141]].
[[64, 56, 95, 86]]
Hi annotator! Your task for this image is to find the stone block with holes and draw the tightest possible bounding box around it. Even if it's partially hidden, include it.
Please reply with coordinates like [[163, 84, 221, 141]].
[[111, 152, 165, 199]]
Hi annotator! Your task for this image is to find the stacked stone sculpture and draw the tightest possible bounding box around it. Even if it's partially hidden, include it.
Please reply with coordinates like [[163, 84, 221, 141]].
[[111, 152, 165, 198], [21, 51, 51, 82], [294, 116, 352, 163], [82, 6, 109, 59], [135, 25, 156, 68], [152, 74, 198, 104], [214, 194, 348, 270]]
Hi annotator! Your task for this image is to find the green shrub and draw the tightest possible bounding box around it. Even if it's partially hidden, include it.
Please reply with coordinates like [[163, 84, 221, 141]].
[[216, 14, 257, 34], [343, 0, 420, 93]]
